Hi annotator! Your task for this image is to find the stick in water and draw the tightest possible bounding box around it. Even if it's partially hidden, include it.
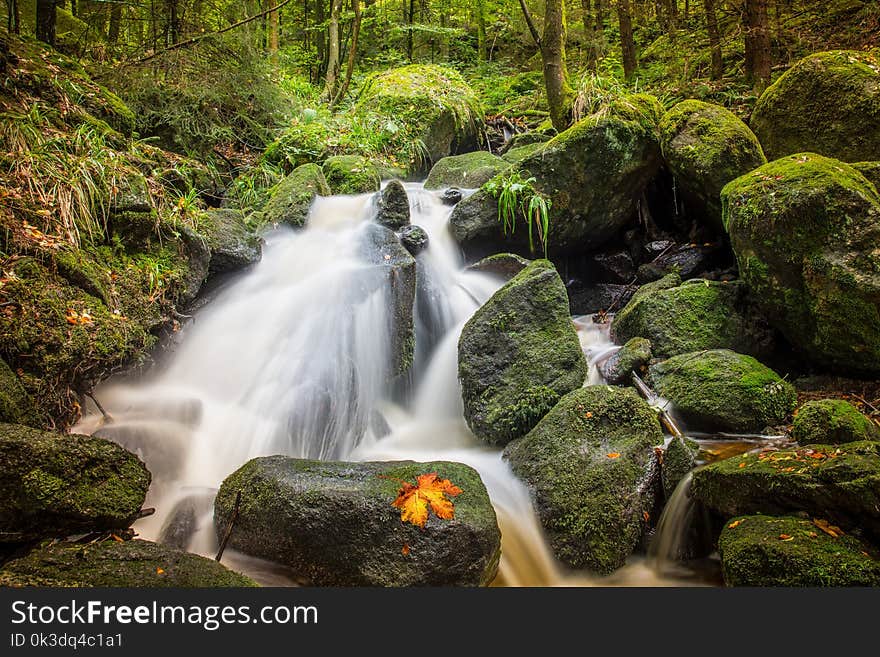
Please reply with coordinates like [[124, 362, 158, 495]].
[[215, 490, 242, 562]]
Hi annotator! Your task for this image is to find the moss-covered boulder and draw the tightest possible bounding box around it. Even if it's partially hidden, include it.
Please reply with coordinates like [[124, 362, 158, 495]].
[[214, 457, 500, 586], [611, 276, 775, 360], [0, 539, 257, 587], [361, 224, 416, 377], [792, 399, 878, 445], [504, 386, 663, 573], [356, 65, 483, 168], [0, 359, 41, 426], [398, 225, 429, 255], [374, 180, 410, 229], [424, 151, 509, 189], [691, 440, 880, 540], [0, 423, 150, 543], [750, 50, 880, 162], [466, 253, 531, 280], [599, 337, 652, 385], [722, 153, 880, 373], [501, 132, 550, 154], [260, 163, 330, 228], [458, 260, 588, 445], [201, 208, 262, 275], [322, 155, 381, 195], [649, 350, 796, 433], [659, 100, 766, 229], [854, 161, 880, 190], [662, 436, 700, 499], [450, 95, 663, 256], [501, 142, 547, 164], [718, 515, 880, 586]]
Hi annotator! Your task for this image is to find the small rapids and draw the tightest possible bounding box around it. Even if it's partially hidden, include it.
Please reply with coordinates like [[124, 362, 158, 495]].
[[74, 184, 705, 587]]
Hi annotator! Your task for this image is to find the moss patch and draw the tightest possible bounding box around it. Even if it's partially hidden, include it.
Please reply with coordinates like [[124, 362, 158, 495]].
[[260, 163, 331, 228], [792, 398, 878, 444], [322, 155, 381, 195], [424, 151, 509, 189]]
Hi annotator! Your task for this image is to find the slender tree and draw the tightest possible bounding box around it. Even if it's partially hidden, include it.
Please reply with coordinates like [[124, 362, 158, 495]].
[[581, 0, 598, 70], [703, 0, 722, 80], [268, 1, 280, 66], [36, 0, 58, 46], [324, 0, 343, 98], [108, 3, 122, 45], [331, 0, 361, 106], [476, 0, 488, 61], [744, 0, 771, 92], [7, 0, 20, 34], [616, 0, 636, 80]]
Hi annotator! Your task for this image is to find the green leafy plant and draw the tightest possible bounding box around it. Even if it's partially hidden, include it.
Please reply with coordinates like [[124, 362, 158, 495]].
[[484, 171, 552, 258]]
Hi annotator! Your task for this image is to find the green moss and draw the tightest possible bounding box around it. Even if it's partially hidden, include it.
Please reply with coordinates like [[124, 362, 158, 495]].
[[260, 163, 331, 228], [853, 161, 880, 191], [322, 155, 381, 195], [504, 386, 663, 573], [719, 515, 880, 586], [662, 436, 699, 498], [751, 50, 880, 162], [792, 398, 878, 445], [649, 349, 797, 432], [0, 358, 42, 427], [424, 151, 509, 189], [501, 142, 546, 164]]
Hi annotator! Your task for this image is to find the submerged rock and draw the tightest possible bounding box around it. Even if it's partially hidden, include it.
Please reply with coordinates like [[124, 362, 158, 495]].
[[599, 337, 652, 385], [691, 440, 880, 541], [0, 423, 150, 544], [202, 208, 262, 275], [458, 260, 587, 445], [718, 515, 880, 587], [648, 349, 796, 433], [0, 539, 257, 587], [214, 457, 501, 586], [750, 50, 880, 162], [424, 151, 509, 189], [661, 436, 699, 499], [398, 225, 429, 256], [722, 153, 880, 374], [261, 163, 331, 228], [322, 155, 381, 195], [440, 187, 463, 205], [504, 386, 663, 573], [792, 399, 878, 445], [375, 180, 411, 229]]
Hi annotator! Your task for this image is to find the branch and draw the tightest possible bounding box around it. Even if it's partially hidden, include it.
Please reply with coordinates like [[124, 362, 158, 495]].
[[518, 0, 542, 48], [128, 0, 294, 65]]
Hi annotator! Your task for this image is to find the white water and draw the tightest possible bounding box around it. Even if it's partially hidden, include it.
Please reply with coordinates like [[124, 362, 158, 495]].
[[74, 184, 692, 586]]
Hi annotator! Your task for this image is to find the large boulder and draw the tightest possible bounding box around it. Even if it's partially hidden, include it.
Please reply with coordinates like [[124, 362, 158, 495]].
[[599, 337, 652, 385], [502, 142, 547, 164], [214, 457, 501, 586], [0, 423, 150, 543], [750, 50, 880, 162], [718, 515, 880, 587], [792, 399, 878, 445], [424, 151, 509, 189], [458, 260, 588, 445], [0, 539, 257, 587], [201, 208, 262, 275], [611, 275, 775, 359], [450, 95, 663, 257], [260, 163, 331, 228], [690, 440, 880, 541], [322, 155, 381, 195], [648, 349, 797, 433], [722, 153, 880, 373], [504, 386, 663, 573], [854, 161, 880, 190], [659, 100, 766, 229], [356, 65, 483, 167]]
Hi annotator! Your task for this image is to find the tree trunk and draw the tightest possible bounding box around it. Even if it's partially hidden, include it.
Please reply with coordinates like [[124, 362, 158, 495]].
[[542, 0, 574, 131], [476, 0, 487, 61], [581, 0, 598, 71], [108, 3, 122, 45], [35, 0, 57, 46], [268, 3, 280, 66], [616, 0, 637, 80], [8, 0, 20, 34], [331, 0, 360, 107], [703, 0, 722, 80], [744, 0, 771, 92], [324, 0, 343, 99], [166, 0, 180, 45], [407, 0, 415, 61]]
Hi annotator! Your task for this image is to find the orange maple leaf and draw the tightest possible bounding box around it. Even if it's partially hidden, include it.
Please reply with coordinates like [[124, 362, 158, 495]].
[[391, 473, 462, 528], [606, 452, 621, 459]]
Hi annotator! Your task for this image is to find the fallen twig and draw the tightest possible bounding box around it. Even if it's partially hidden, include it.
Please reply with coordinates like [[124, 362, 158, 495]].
[[215, 490, 242, 562]]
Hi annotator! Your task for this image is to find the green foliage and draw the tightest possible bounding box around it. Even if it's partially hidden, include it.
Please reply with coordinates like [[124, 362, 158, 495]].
[[483, 171, 551, 257]]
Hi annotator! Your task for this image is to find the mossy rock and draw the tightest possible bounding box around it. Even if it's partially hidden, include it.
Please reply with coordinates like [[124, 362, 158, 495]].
[[500, 132, 550, 154], [722, 153, 880, 374], [501, 142, 546, 164], [750, 50, 880, 162], [424, 151, 509, 189], [214, 457, 501, 586], [719, 515, 880, 586], [201, 208, 262, 275], [322, 155, 381, 195], [649, 349, 796, 433], [611, 276, 775, 360], [260, 163, 331, 228], [0, 539, 257, 587], [374, 180, 410, 229], [662, 436, 700, 499], [504, 386, 663, 573], [458, 260, 588, 445], [356, 64, 484, 170], [466, 253, 531, 280], [659, 100, 766, 230], [853, 161, 880, 191], [690, 440, 880, 541], [792, 399, 878, 445], [0, 359, 42, 427], [0, 423, 150, 544], [599, 337, 652, 385], [450, 94, 662, 257], [52, 246, 113, 305]]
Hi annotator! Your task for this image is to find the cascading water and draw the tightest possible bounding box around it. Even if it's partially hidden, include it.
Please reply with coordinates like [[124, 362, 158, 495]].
[[74, 183, 692, 586]]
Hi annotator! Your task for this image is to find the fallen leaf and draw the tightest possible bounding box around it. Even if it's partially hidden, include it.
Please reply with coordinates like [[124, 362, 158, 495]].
[[111, 534, 123, 543], [391, 473, 462, 528], [401, 544, 410, 556], [606, 452, 621, 459], [156, 567, 165, 575], [812, 518, 844, 538], [728, 519, 744, 529], [738, 462, 747, 468], [585, 412, 593, 419], [642, 511, 650, 522], [778, 534, 794, 541]]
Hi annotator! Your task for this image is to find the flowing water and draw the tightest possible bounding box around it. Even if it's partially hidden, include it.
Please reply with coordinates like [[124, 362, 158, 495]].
[[74, 184, 710, 587]]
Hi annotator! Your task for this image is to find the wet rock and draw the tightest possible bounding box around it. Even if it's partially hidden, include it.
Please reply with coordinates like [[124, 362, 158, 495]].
[[504, 386, 663, 573], [590, 250, 635, 284], [0, 423, 150, 544], [661, 436, 699, 499], [501, 142, 546, 164], [261, 163, 331, 228], [375, 180, 411, 229], [369, 410, 392, 439], [599, 337, 652, 385], [567, 282, 635, 315], [722, 153, 880, 373], [398, 225, 429, 256], [0, 539, 257, 587], [159, 491, 215, 550], [792, 399, 878, 445], [110, 172, 151, 214], [466, 253, 531, 280], [651, 243, 725, 280], [214, 457, 500, 586], [425, 151, 509, 189], [458, 260, 588, 445], [322, 155, 381, 195], [440, 187, 463, 205], [202, 208, 262, 275], [648, 349, 796, 433], [719, 515, 880, 587]]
